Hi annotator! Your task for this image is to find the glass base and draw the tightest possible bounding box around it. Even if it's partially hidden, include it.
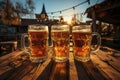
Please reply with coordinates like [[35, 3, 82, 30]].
[[74, 56, 90, 62], [30, 56, 47, 63], [53, 57, 68, 62]]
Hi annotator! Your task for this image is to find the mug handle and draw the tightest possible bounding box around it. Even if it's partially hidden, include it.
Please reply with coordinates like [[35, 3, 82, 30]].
[[91, 32, 101, 53], [21, 33, 30, 52]]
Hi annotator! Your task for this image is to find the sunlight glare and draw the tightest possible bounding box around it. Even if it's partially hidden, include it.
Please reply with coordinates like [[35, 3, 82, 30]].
[[64, 16, 72, 24]]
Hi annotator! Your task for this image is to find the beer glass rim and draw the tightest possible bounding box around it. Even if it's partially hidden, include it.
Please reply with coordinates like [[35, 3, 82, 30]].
[[29, 24, 48, 27], [51, 24, 69, 31], [73, 24, 90, 28], [52, 24, 68, 26], [72, 24, 91, 32], [28, 24, 48, 31]]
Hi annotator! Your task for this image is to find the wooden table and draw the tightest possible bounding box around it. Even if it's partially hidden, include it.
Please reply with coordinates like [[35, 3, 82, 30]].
[[0, 46, 120, 80]]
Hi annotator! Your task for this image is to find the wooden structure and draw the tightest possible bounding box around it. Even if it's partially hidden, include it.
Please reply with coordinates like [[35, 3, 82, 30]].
[[0, 41, 17, 56], [0, 42, 120, 80], [85, 0, 120, 50], [85, 0, 120, 25], [85, 0, 120, 32]]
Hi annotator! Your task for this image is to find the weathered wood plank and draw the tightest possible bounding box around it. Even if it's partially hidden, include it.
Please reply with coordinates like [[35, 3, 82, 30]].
[[0, 45, 120, 80], [96, 50, 120, 72], [0, 50, 24, 62], [0, 50, 24, 67], [23, 47, 53, 80], [104, 47, 120, 53], [0, 53, 30, 80], [69, 52, 78, 80], [107, 54, 120, 72], [83, 60, 107, 80], [49, 61, 69, 80], [36, 60, 53, 80], [31, 58, 52, 80], [95, 65, 113, 80], [91, 54, 120, 80], [5, 61, 32, 80], [0, 60, 31, 80], [75, 60, 90, 80], [0, 51, 27, 75], [0, 66, 12, 77], [21, 63, 40, 80]]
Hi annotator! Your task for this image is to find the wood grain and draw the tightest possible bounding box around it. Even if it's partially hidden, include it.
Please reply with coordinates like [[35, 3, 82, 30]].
[[91, 53, 120, 80], [69, 52, 78, 80], [0, 47, 120, 80]]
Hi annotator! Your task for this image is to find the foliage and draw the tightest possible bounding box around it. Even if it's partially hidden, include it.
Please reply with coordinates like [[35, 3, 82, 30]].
[[0, 0, 35, 25]]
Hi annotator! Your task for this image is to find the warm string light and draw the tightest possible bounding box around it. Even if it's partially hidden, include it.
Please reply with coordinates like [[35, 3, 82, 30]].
[[49, 13, 84, 18], [47, 0, 90, 24], [47, 0, 90, 15], [49, 12, 84, 24]]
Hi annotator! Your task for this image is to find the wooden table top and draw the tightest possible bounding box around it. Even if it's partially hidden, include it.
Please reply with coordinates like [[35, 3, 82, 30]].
[[0, 46, 120, 80]]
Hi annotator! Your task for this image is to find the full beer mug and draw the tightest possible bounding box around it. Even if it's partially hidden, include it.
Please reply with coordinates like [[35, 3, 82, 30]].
[[51, 25, 70, 62], [22, 25, 48, 63], [72, 25, 101, 62]]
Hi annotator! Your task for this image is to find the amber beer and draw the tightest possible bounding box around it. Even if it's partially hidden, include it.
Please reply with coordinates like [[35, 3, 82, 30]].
[[51, 25, 69, 62], [28, 25, 48, 62], [72, 32, 92, 62], [72, 25, 101, 62]]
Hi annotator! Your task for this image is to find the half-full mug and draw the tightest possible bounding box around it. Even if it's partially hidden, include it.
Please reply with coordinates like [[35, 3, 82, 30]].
[[22, 24, 48, 63], [72, 25, 101, 62]]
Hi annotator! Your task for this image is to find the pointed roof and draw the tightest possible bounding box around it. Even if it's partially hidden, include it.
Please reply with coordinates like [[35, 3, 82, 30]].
[[35, 4, 48, 20], [40, 4, 48, 18], [41, 4, 47, 15]]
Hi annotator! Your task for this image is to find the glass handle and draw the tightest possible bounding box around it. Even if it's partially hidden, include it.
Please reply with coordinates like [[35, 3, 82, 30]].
[[91, 32, 101, 53], [21, 33, 29, 52]]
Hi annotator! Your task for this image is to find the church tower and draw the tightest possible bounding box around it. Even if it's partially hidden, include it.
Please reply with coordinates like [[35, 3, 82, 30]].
[[36, 4, 48, 22]]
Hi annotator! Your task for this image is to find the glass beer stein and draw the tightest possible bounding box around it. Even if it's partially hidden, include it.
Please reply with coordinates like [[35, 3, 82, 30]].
[[51, 25, 70, 62], [22, 24, 48, 63], [72, 25, 101, 62]]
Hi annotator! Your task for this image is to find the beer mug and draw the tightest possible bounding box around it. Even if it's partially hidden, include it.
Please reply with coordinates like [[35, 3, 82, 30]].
[[22, 24, 48, 63], [51, 25, 70, 62], [72, 25, 101, 62]]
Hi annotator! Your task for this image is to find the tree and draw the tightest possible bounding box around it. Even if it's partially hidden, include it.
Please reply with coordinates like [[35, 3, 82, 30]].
[[0, 0, 15, 25], [26, 0, 35, 13], [0, 0, 35, 25]]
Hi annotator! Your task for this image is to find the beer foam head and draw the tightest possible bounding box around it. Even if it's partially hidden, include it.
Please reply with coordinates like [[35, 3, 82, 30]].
[[28, 24, 48, 31], [52, 24, 69, 32], [72, 25, 91, 33]]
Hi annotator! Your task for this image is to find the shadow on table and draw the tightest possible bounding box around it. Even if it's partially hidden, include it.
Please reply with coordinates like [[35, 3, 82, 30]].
[[37, 60, 69, 80], [74, 60, 107, 80]]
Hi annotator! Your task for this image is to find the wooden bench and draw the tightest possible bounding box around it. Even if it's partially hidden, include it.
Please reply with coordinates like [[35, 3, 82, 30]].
[[101, 37, 120, 51], [0, 46, 120, 80], [0, 41, 17, 56]]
